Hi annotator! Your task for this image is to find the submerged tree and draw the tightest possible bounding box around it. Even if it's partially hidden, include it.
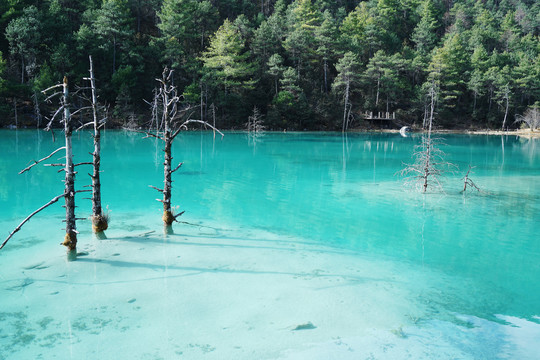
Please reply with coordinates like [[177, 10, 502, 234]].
[[2, 76, 86, 259], [84, 56, 109, 235], [246, 106, 265, 133], [401, 81, 454, 192], [144, 68, 222, 231], [461, 165, 481, 193]]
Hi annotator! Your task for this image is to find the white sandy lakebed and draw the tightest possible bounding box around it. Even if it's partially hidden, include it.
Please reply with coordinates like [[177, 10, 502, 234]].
[[1, 214, 539, 359]]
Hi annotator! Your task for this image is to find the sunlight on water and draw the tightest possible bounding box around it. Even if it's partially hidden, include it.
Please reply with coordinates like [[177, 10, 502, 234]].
[[1, 130, 539, 359]]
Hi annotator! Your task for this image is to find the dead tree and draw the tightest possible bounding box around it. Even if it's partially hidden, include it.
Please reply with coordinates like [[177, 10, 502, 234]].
[[58, 77, 78, 255], [84, 55, 108, 234], [461, 165, 481, 193], [515, 106, 540, 131], [246, 106, 265, 133], [400, 81, 454, 192], [144, 68, 223, 230], [2, 76, 88, 258]]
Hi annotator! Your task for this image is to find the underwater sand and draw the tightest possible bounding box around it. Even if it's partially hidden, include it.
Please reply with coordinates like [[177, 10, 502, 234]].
[[1, 130, 539, 359]]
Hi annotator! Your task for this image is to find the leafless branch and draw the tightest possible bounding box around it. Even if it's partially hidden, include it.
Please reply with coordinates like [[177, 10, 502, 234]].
[[19, 147, 66, 174], [76, 121, 95, 131], [149, 185, 164, 193], [71, 106, 93, 117], [41, 83, 63, 94], [461, 165, 481, 193], [181, 119, 224, 137], [45, 105, 65, 131], [43, 91, 63, 103], [173, 211, 185, 221], [171, 162, 183, 173], [1, 193, 65, 250]]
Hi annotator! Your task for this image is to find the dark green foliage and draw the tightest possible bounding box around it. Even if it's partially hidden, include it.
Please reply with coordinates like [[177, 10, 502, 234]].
[[0, 0, 538, 129]]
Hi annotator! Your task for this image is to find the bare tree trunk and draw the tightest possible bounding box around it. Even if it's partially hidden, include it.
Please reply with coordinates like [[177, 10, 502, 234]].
[[205, 85, 208, 121], [32, 91, 42, 128], [21, 55, 24, 84], [162, 124, 174, 226], [200, 82, 204, 122], [13, 98, 18, 128], [160, 74, 175, 227], [502, 87, 509, 130], [61, 76, 77, 257], [423, 82, 436, 193], [342, 79, 350, 132], [323, 59, 328, 94], [145, 69, 222, 231], [88, 56, 108, 234], [112, 36, 117, 74], [375, 77, 380, 107]]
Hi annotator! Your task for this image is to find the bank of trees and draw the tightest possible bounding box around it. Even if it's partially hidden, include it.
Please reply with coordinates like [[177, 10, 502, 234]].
[[0, 0, 538, 130]]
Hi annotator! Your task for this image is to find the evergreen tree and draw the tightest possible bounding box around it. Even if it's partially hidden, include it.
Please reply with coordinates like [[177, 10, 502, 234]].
[[315, 10, 338, 93], [412, 0, 440, 57], [93, 0, 134, 74], [158, 0, 218, 84], [201, 19, 256, 122], [267, 53, 284, 95], [340, 2, 376, 62], [5, 6, 41, 83]]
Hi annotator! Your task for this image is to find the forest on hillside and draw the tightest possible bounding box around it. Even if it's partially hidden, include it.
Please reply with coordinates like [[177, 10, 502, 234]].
[[0, 0, 538, 130]]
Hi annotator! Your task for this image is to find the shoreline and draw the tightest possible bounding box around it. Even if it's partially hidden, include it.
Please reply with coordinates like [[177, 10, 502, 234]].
[[351, 127, 540, 138], [2, 126, 539, 138]]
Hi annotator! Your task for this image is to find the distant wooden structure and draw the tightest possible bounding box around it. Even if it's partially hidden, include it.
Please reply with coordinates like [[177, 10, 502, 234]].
[[363, 111, 396, 121]]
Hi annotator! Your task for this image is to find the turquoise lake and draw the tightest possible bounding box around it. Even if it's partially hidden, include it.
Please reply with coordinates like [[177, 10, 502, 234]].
[[1, 130, 539, 359]]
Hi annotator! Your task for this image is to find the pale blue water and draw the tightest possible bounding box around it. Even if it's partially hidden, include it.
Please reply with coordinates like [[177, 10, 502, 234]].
[[1, 130, 539, 359]]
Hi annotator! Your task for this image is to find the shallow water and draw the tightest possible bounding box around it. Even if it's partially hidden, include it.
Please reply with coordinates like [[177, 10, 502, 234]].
[[1, 130, 539, 359]]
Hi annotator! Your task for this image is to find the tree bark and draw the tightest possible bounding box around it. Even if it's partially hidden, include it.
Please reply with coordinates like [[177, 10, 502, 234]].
[[161, 74, 174, 226], [13, 98, 18, 128], [112, 35, 117, 74], [21, 55, 24, 84], [61, 76, 77, 257], [502, 88, 509, 130], [342, 79, 350, 132], [324, 59, 328, 94], [89, 55, 108, 234], [423, 82, 436, 193], [33, 91, 42, 128], [375, 77, 380, 107]]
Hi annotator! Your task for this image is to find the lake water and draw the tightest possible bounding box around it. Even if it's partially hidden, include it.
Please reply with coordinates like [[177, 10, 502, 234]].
[[1, 130, 539, 359]]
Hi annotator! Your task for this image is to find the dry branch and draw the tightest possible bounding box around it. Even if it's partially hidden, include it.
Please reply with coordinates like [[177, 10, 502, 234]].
[[149, 185, 164, 193], [75, 121, 95, 131], [1, 194, 65, 250], [461, 165, 481, 193], [19, 147, 66, 174], [171, 162, 183, 173], [181, 119, 224, 137]]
